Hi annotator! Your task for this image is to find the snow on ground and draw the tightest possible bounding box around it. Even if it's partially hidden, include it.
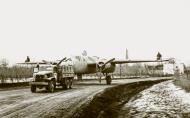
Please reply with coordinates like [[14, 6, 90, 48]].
[[123, 80, 190, 118]]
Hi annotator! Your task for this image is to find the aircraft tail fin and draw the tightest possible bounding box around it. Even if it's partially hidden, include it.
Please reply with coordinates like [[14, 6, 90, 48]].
[[82, 50, 87, 56]]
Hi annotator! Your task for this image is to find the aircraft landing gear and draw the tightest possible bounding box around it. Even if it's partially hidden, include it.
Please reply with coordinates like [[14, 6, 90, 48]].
[[77, 74, 82, 81], [105, 74, 112, 85], [98, 77, 101, 84]]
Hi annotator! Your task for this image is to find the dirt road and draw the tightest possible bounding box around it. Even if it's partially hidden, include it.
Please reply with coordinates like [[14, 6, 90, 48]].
[[0, 78, 170, 118]]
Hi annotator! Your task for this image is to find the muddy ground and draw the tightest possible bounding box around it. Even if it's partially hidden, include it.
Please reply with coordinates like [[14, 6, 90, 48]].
[[0, 77, 171, 118]]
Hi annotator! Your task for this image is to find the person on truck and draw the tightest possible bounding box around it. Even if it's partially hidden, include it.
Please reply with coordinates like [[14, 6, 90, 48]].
[[25, 56, 30, 62], [36, 64, 39, 70]]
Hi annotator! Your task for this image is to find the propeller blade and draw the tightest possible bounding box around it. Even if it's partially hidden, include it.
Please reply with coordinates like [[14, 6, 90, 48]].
[[65, 58, 72, 62], [102, 58, 115, 68], [57, 57, 67, 66], [98, 58, 115, 72]]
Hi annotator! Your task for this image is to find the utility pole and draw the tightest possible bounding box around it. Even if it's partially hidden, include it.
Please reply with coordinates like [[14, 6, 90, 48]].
[[126, 48, 128, 60], [120, 64, 122, 78]]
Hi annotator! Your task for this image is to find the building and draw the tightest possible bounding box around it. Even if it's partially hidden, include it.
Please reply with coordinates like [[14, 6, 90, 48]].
[[146, 62, 184, 76]]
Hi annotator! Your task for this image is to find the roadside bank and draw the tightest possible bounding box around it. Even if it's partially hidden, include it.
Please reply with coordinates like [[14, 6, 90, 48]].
[[118, 80, 190, 118], [72, 79, 171, 118]]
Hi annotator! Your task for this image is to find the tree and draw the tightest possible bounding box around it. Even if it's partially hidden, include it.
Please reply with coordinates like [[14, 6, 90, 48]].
[[0, 58, 9, 67]]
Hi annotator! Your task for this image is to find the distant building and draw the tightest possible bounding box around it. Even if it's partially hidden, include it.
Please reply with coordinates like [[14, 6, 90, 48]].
[[173, 63, 184, 74], [146, 63, 184, 76], [163, 64, 174, 75]]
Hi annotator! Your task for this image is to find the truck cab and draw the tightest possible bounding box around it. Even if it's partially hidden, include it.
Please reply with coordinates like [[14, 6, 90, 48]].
[[30, 64, 74, 93]]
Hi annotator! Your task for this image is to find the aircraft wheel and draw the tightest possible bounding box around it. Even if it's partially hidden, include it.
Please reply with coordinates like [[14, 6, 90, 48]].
[[31, 85, 36, 93], [106, 75, 112, 85], [77, 74, 82, 80]]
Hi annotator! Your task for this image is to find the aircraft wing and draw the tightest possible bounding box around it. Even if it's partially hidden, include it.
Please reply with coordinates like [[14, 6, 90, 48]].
[[17, 57, 67, 65], [87, 59, 170, 65], [111, 59, 170, 64], [17, 62, 47, 65]]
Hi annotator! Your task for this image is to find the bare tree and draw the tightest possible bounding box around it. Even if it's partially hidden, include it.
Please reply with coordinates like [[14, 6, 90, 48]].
[[0, 58, 9, 67]]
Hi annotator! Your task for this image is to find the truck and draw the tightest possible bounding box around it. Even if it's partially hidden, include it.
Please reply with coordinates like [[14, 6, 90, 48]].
[[30, 63, 75, 93]]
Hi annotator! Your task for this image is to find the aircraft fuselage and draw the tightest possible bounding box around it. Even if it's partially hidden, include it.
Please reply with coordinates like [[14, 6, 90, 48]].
[[65, 56, 116, 75]]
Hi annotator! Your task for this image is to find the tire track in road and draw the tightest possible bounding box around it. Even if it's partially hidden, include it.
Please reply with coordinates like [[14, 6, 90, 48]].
[[0, 88, 70, 116], [0, 78, 171, 118], [0, 85, 108, 118]]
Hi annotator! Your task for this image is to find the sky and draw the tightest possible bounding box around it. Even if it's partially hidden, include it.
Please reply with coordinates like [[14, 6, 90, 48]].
[[0, 0, 190, 65]]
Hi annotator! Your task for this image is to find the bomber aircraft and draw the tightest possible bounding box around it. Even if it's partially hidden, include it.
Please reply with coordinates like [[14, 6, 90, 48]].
[[18, 52, 173, 85]]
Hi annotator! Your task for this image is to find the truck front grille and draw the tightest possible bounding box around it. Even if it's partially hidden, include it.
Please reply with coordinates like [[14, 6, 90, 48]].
[[35, 78, 45, 82], [35, 75, 45, 82]]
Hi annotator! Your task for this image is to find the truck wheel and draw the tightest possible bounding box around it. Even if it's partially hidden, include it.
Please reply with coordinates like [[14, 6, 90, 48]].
[[106, 75, 112, 85], [48, 81, 55, 93], [31, 85, 36, 93], [45, 87, 49, 91], [62, 79, 69, 90], [69, 78, 73, 89], [62, 84, 67, 90]]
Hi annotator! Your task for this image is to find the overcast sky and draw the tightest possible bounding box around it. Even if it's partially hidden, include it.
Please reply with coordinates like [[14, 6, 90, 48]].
[[0, 0, 190, 65]]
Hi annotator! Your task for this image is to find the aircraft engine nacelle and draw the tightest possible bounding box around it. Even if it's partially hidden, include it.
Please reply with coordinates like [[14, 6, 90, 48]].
[[103, 63, 111, 70], [97, 62, 115, 73], [103, 63, 115, 73], [97, 58, 116, 73], [97, 62, 104, 72]]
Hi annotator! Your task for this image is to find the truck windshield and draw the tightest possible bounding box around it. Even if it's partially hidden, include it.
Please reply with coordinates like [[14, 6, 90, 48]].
[[39, 66, 53, 71]]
